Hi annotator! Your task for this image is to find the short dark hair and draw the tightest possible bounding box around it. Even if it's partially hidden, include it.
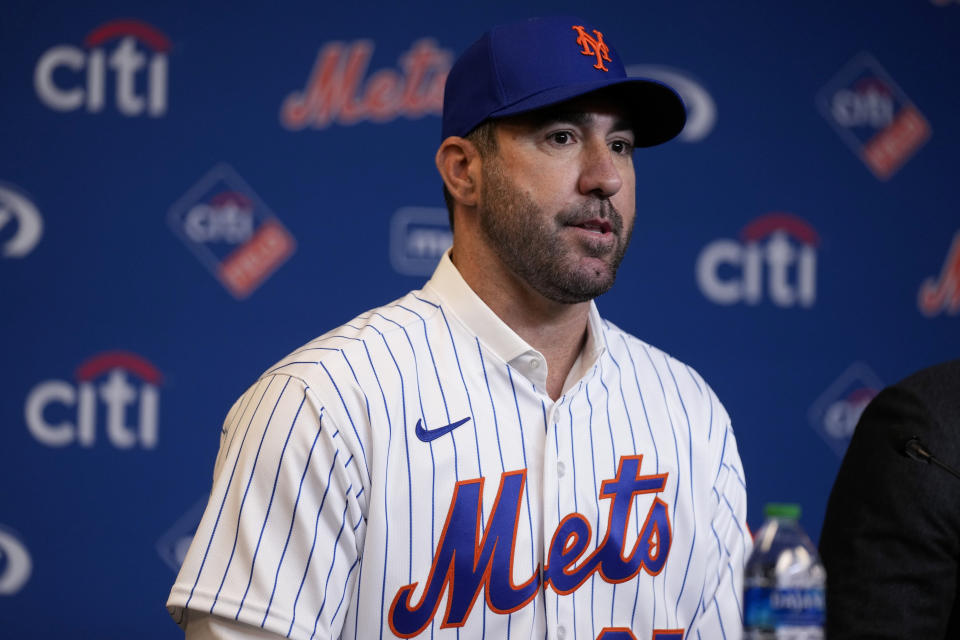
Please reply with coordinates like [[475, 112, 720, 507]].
[[442, 120, 498, 230]]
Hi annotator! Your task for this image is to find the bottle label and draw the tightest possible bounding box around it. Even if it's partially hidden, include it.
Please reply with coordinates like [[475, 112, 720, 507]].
[[744, 586, 825, 629], [771, 587, 825, 626]]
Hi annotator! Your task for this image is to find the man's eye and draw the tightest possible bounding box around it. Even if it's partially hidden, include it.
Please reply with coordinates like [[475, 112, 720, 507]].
[[610, 140, 633, 154], [549, 131, 572, 144]]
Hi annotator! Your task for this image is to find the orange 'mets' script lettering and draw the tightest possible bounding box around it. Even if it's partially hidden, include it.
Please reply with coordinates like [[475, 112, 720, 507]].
[[572, 25, 611, 71]]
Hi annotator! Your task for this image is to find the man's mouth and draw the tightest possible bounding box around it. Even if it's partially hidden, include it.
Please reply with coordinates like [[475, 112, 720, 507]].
[[571, 218, 613, 234]]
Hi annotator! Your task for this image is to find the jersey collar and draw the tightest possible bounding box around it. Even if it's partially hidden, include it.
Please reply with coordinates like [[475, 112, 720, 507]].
[[424, 250, 606, 394]]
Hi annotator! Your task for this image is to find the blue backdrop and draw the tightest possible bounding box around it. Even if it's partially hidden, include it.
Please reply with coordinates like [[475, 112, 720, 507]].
[[2, 0, 958, 636]]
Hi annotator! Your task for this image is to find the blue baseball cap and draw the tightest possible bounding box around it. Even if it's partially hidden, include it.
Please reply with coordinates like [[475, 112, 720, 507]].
[[441, 16, 687, 146]]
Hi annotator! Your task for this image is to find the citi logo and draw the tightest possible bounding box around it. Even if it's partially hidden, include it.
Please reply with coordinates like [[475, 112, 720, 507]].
[[0, 183, 43, 258], [830, 78, 894, 129], [696, 213, 818, 308], [25, 351, 162, 449], [183, 191, 255, 245], [821, 387, 877, 441], [808, 363, 883, 458], [0, 527, 32, 596], [281, 38, 451, 130], [34, 19, 170, 117]]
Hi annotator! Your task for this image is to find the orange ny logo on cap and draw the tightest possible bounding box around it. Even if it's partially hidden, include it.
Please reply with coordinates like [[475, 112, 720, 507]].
[[572, 25, 611, 71]]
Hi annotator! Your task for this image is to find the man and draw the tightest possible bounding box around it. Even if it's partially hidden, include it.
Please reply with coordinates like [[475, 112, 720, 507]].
[[820, 358, 960, 638], [167, 16, 750, 639]]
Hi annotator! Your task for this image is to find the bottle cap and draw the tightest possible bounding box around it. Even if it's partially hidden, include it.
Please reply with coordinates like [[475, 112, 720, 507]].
[[764, 502, 801, 520]]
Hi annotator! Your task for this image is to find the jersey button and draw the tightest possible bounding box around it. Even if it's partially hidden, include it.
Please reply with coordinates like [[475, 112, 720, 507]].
[[530, 358, 540, 369], [557, 461, 566, 478], [557, 625, 567, 640]]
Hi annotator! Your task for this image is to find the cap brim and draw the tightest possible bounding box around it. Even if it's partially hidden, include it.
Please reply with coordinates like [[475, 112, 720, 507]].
[[485, 77, 686, 148]]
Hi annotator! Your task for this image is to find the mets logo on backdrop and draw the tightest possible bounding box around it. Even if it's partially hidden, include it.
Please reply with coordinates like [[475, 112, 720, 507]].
[[918, 231, 960, 317], [25, 351, 162, 449], [808, 363, 884, 457], [696, 213, 818, 308], [34, 19, 171, 117], [572, 25, 611, 71], [0, 182, 43, 259], [816, 53, 930, 180], [168, 164, 296, 299], [0, 526, 32, 596], [280, 37, 452, 130]]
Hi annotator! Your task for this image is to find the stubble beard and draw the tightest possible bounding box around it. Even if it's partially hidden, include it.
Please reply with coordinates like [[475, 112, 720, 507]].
[[477, 159, 634, 305]]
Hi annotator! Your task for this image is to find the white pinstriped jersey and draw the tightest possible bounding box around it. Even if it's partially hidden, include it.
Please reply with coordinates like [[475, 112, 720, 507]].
[[168, 252, 750, 640]]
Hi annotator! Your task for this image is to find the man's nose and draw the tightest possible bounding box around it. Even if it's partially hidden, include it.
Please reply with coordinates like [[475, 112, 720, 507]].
[[578, 139, 623, 199]]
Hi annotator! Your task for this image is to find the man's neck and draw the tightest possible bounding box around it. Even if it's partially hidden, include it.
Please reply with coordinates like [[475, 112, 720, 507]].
[[451, 246, 590, 401]]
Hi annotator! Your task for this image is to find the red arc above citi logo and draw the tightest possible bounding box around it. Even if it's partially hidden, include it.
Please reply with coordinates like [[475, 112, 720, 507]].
[[34, 19, 171, 117], [25, 351, 162, 449], [918, 231, 960, 317], [280, 38, 452, 130], [696, 213, 819, 308]]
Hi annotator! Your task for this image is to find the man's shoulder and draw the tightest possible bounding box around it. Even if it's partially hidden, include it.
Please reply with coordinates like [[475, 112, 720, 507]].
[[598, 316, 721, 406], [255, 287, 444, 389], [885, 358, 960, 429], [599, 317, 699, 375]]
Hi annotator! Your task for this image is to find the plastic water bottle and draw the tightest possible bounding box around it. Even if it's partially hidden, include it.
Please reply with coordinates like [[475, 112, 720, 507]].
[[743, 503, 825, 639]]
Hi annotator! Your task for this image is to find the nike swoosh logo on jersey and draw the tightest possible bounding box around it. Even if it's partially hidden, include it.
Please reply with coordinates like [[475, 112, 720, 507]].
[[415, 417, 471, 442]]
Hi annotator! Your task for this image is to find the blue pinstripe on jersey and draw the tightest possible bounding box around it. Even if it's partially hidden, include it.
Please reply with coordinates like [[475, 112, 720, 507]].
[[566, 386, 580, 640], [368, 322, 413, 587], [345, 333, 395, 640], [216, 376, 294, 611], [310, 488, 353, 640], [237, 389, 308, 618], [506, 365, 538, 635], [318, 359, 369, 478], [437, 303, 483, 494], [583, 373, 600, 640], [289, 451, 340, 636], [664, 356, 697, 626], [261, 408, 325, 627]]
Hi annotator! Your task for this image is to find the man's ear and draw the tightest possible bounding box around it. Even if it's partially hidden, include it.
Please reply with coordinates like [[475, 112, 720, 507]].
[[436, 136, 482, 209]]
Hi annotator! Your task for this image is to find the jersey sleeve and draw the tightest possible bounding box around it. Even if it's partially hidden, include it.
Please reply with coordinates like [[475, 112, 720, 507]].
[[689, 393, 751, 638], [168, 373, 368, 640]]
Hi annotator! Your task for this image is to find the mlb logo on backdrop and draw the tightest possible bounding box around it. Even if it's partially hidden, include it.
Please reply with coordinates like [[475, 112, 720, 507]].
[[817, 53, 930, 180], [168, 164, 296, 299], [808, 363, 884, 457], [389, 207, 451, 276]]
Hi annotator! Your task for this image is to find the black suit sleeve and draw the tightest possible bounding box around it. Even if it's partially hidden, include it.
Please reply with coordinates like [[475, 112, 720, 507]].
[[819, 383, 960, 639]]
